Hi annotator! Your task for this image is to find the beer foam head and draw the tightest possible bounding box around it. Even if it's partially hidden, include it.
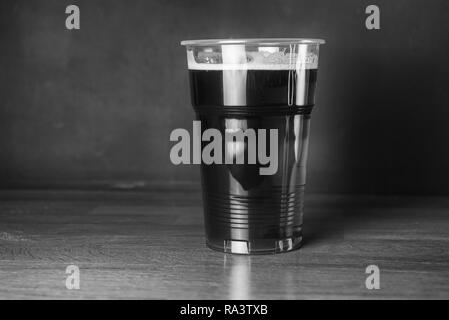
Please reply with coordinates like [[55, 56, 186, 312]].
[[186, 44, 319, 70]]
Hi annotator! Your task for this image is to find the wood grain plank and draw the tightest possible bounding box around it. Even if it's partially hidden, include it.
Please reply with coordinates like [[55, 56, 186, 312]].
[[0, 191, 448, 299]]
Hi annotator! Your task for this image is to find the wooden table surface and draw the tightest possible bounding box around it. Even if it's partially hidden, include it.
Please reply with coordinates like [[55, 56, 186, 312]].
[[0, 189, 448, 299]]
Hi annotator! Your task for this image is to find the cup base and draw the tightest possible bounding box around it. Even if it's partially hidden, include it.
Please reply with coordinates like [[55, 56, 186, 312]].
[[206, 235, 302, 255]]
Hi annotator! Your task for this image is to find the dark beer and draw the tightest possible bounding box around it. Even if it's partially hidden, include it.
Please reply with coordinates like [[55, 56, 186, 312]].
[[182, 39, 324, 254], [189, 69, 318, 106]]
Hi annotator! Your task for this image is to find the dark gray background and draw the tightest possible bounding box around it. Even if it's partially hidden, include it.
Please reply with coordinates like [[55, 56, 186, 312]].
[[1, 0, 448, 195]]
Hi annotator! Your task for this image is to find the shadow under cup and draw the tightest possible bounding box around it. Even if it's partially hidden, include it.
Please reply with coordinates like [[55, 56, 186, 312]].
[[181, 39, 325, 254]]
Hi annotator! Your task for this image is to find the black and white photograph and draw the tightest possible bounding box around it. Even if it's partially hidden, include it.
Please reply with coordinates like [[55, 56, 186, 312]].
[[1, 0, 449, 304]]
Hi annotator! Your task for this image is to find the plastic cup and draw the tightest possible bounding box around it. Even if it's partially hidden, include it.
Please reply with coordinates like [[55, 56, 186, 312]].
[[181, 38, 325, 254]]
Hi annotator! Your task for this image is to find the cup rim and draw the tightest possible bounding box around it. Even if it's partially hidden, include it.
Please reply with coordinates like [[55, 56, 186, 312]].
[[180, 38, 325, 46]]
